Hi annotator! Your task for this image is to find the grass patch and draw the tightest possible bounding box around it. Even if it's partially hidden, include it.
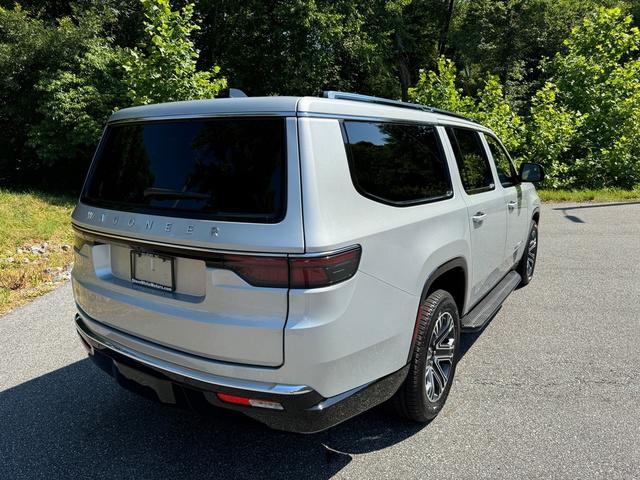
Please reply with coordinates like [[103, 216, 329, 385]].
[[0, 189, 75, 315], [538, 188, 640, 203]]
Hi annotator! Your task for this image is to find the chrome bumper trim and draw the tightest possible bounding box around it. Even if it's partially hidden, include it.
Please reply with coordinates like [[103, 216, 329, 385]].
[[75, 312, 313, 396]]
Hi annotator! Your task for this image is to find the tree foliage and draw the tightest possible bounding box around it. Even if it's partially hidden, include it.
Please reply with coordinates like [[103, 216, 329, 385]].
[[0, 0, 225, 188], [530, 7, 640, 188], [0, 0, 639, 190], [409, 57, 523, 153], [124, 0, 226, 105]]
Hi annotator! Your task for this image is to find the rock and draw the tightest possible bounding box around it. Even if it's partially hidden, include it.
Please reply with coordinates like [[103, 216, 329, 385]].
[[53, 270, 72, 283], [61, 244, 71, 252], [6, 257, 14, 263]]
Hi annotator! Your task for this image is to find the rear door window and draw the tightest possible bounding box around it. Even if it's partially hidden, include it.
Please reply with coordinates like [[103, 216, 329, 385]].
[[485, 134, 518, 188], [343, 121, 452, 205], [82, 117, 287, 223], [446, 127, 495, 194]]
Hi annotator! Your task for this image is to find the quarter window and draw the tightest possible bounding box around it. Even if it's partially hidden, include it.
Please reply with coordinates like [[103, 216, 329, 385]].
[[446, 127, 495, 194], [343, 121, 452, 205], [485, 135, 518, 187]]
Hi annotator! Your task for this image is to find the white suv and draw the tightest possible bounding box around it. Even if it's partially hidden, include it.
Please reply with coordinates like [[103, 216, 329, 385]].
[[72, 91, 543, 433]]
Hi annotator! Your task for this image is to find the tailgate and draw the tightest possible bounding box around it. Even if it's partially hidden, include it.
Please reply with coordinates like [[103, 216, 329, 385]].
[[71, 115, 303, 367]]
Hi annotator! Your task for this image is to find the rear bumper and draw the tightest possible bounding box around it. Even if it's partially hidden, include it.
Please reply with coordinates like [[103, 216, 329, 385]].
[[75, 314, 408, 433]]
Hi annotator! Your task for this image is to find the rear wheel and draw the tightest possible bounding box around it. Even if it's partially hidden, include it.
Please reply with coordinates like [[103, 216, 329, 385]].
[[517, 220, 538, 287], [392, 289, 460, 422]]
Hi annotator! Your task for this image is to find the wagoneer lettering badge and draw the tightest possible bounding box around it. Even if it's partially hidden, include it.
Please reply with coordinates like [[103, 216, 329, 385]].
[[84, 209, 223, 236]]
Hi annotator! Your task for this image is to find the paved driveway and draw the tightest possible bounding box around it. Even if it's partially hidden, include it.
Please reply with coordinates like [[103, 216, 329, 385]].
[[1, 202, 639, 479]]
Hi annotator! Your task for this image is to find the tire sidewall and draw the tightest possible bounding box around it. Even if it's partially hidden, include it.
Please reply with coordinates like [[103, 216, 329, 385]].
[[416, 292, 461, 419]]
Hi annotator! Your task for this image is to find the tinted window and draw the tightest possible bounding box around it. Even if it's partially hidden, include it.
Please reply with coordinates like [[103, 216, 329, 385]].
[[446, 127, 495, 194], [485, 135, 518, 187], [82, 118, 286, 223], [343, 121, 452, 204]]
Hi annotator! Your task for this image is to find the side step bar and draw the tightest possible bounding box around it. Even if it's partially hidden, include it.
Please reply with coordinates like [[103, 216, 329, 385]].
[[461, 271, 521, 332]]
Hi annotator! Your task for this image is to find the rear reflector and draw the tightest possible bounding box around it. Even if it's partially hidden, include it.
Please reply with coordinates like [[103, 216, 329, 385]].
[[215, 245, 361, 289], [216, 393, 284, 410]]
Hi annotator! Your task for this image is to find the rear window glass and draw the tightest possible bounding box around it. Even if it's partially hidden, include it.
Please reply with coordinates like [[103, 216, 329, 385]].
[[82, 117, 287, 223], [343, 121, 452, 205]]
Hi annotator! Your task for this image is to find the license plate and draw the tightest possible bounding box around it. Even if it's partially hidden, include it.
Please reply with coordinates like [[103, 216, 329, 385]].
[[131, 251, 175, 292]]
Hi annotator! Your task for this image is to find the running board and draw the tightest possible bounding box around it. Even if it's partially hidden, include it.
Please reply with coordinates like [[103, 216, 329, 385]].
[[461, 271, 521, 332]]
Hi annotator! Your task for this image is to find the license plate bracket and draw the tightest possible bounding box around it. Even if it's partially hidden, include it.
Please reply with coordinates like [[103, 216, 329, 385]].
[[130, 251, 175, 292]]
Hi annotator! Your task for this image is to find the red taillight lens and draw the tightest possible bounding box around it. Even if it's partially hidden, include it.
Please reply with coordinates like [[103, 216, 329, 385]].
[[222, 255, 289, 288], [218, 246, 361, 289], [289, 246, 361, 289]]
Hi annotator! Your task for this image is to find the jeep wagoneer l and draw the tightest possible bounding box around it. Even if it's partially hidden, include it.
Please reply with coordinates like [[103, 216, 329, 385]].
[[72, 92, 543, 432]]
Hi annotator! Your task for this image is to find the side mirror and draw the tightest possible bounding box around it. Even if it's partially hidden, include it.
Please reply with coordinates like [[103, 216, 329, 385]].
[[519, 162, 545, 183]]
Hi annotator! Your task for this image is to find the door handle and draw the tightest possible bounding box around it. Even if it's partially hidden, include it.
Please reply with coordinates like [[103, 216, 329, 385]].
[[507, 201, 517, 211], [472, 212, 487, 224]]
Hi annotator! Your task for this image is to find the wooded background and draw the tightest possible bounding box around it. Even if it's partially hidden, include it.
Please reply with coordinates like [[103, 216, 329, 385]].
[[1, 0, 639, 191]]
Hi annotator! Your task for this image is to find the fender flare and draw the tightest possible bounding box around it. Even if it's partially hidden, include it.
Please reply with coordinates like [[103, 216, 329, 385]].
[[407, 257, 468, 363], [532, 206, 541, 223]]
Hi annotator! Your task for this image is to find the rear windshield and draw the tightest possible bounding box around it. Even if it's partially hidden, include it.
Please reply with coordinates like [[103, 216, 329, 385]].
[[82, 117, 287, 223]]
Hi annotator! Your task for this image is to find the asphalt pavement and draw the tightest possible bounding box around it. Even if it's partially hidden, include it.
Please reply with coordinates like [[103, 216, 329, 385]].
[[1, 202, 639, 479]]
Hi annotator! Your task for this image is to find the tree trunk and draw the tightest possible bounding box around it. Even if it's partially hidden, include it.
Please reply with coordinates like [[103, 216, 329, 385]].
[[395, 30, 412, 101], [438, 0, 456, 55]]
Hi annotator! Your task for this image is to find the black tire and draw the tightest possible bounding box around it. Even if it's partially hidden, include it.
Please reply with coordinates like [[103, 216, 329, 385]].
[[392, 289, 461, 422], [517, 220, 538, 287]]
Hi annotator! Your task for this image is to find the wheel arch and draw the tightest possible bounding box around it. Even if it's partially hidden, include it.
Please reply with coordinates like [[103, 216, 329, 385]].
[[532, 207, 540, 224], [406, 257, 468, 363]]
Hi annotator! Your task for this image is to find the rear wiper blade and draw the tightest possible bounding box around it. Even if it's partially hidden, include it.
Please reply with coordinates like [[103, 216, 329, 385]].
[[143, 187, 210, 201]]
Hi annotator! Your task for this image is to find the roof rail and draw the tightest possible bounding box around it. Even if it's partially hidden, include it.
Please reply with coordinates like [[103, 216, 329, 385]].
[[322, 91, 474, 122]]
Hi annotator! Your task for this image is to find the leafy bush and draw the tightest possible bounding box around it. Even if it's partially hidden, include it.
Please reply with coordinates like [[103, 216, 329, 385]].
[[409, 56, 524, 155], [0, 0, 226, 190], [124, 0, 226, 105], [27, 10, 129, 187], [530, 7, 640, 188], [0, 5, 105, 187]]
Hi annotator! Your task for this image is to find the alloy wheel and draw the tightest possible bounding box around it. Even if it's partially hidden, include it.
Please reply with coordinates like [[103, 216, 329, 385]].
[[425, 311, 456, 402], [526, 227, 538, 279]]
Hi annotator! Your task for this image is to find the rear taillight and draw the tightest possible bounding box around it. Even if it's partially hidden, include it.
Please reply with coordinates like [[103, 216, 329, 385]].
[[289, 247, 361, 288], [222, 255, 289, 288], [218, 246, 361, 289]]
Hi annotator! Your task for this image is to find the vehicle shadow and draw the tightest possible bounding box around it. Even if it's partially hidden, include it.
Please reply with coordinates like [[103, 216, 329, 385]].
[[551, 200, 640, 211], [0, 359, 424, 479]]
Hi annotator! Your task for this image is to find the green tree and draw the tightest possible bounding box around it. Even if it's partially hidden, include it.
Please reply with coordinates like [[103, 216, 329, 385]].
[[124, 0, 226, 105], [28, 10, 128, 184], [0, 5, 125, 187], [409, 56, 524, 154], [533, 7, 640, 188], [525, 83, 585, 187], [449, 0, 622, 107]]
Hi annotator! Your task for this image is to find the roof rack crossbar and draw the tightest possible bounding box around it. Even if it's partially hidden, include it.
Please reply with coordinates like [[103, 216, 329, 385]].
[[322, 91, 474, 122]]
